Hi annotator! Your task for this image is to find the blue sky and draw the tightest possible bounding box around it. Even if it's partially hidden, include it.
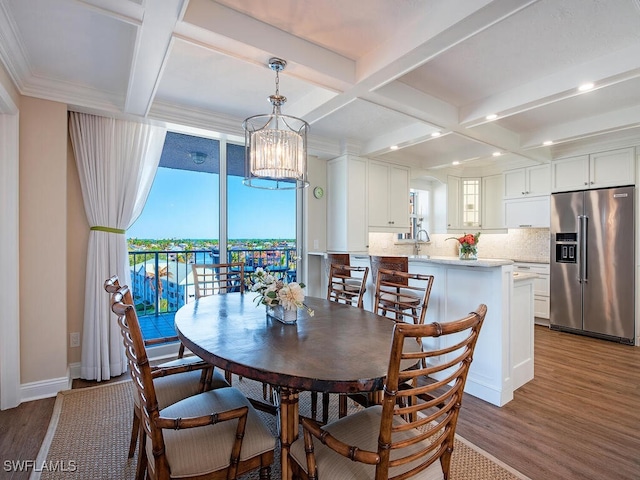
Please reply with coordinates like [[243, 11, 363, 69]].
[[128, 167, 296, 239]]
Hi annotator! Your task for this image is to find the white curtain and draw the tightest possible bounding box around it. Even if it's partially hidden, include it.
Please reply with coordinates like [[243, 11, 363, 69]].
[[69, 112, 166, 381]]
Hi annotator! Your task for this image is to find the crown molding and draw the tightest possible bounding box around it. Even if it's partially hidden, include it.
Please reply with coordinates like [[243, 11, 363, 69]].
[[551, 128, 640, 159], [0, 2, 31, 92]]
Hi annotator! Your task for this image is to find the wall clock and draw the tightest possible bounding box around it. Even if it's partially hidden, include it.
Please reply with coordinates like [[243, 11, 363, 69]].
[[313, 186, 324, 199]]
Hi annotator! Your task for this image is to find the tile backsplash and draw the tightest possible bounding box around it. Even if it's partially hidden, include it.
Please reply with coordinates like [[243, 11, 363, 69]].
[[368, 229, 550, 263]]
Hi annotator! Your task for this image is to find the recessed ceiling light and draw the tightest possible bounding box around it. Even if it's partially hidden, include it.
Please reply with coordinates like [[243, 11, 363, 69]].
[[486, 114, 498, 121], [543, 140, 553, 146], [431, 131, 441, 138], [578, 82, 594, 92], [452, 161, 460, 165], [390, 145, 399, 150], [492, 151, 502, 157]]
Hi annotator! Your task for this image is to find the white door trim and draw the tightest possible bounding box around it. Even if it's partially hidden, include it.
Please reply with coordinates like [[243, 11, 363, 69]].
[[0, 84, 20, 410]]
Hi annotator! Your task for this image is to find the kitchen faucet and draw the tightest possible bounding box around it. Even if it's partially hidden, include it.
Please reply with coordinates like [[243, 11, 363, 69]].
[[414, 229, 430, 255]]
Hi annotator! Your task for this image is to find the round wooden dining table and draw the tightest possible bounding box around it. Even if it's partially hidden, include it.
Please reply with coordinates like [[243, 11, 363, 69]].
[[174, 293, 418, 480]]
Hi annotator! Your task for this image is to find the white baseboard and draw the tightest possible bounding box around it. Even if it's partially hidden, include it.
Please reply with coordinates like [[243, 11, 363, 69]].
[[29, 344, 184, 402], [21, 374, 71, 403], [69, 362, 81, 379], [67, 343, 182, 380]]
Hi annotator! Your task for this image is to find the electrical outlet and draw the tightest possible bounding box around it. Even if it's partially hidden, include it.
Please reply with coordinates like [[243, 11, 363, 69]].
[[70, 332, 80, 348], [313, 239, 319, 250]]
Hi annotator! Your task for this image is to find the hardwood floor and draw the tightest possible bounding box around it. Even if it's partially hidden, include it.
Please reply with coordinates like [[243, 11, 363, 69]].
[[0, 396, 55, 480], [1, 326, 639, 479], [456, 326, 640, 480]]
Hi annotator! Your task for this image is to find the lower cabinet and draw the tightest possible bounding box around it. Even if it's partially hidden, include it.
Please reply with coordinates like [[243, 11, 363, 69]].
[[514, 262, 550, 322], [512, 276, 535, 390]]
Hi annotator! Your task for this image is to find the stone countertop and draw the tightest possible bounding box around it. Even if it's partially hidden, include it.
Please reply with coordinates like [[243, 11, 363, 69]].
[[406, 255, 513, 267], [511, 258, 550, 264]]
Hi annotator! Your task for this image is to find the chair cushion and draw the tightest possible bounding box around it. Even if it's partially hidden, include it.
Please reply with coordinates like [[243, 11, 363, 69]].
[[289, 405, 444, 480], [147, 387, 275, 478], [133, 369, 228, 408], [157, 355, 205, 368], [380, 291, 421, 306]]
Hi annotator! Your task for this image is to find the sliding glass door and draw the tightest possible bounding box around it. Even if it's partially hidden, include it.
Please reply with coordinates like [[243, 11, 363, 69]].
[[127, 132, 300, 343]]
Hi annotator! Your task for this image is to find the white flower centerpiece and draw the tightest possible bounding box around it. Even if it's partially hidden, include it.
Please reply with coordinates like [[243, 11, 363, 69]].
[[245, 267, 314, 324]]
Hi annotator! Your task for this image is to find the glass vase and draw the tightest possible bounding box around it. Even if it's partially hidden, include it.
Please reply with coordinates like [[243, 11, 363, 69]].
[[266, 304, 298, 324], [458, 244, 478, 260]]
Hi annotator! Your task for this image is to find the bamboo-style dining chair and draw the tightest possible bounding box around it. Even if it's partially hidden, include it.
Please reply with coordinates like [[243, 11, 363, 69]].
[[110, 285, 276, 480], [326, 263, 369, 309], [289, 304, 487, 480], [370, 256, 424, 320], [192, 262, 245, 298], [373, 268, 435, 326], [104, 276, 230, 480]]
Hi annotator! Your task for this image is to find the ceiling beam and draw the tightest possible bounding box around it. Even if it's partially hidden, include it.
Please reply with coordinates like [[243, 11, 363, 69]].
[[521, 104, 640, 149], [178, 0, 355, 92], [124, 0, 185, 116], [460, 43, 640, 126]]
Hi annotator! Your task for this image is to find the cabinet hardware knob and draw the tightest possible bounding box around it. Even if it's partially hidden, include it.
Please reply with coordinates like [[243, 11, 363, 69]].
[[522, 191, 525, 195], [590, 181, 594, 184], [584, 182, 588, 185]]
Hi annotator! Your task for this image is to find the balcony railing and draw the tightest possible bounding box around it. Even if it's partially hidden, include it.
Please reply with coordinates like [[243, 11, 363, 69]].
[[129, 247, 298, 342]]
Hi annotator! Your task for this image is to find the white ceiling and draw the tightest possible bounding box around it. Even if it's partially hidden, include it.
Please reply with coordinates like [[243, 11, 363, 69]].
[[2, 0, 640, 173]]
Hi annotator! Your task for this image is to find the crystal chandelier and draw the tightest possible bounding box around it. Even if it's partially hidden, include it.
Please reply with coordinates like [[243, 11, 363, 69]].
[[243, 58, 309, 190]]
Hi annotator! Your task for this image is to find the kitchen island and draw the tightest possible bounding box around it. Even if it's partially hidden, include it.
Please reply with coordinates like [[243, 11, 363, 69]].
[[338, 254, 533, 407]]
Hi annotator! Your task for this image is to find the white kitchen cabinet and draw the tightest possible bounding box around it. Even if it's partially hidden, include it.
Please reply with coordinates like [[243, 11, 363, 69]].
[[448, 174, 504, 231], [368, 160, 409, 232], [590, 148, 635, 187], [504, 164, 550, 199], [514, 262, 550, 323], [446, 175, 461, 230], [504, 196, 550, 228], [551, 147, 635, 192], [550, 155, 588, 192], [481, 174, 505, 230], [511, 275, 535, 390], [327, 155, 368, 253]]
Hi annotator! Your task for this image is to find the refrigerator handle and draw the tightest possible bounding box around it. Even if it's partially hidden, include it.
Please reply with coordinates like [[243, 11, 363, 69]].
[[581, 215, 588, 283], [577, 215, 584, 283]]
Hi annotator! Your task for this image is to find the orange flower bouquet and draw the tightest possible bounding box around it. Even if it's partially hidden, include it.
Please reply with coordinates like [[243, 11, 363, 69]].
[[447, 232, 481, 260]]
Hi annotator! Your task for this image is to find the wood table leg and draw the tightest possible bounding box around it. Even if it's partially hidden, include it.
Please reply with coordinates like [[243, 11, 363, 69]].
[[278, 387, 299, 480]]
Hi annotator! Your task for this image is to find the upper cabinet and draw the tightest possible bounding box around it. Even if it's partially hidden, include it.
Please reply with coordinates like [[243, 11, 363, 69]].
[[551, 147, 635, 192], [447, 174, 504, 231], [368, 160, 410, 232], [447, 176, 461, 230], [504, 196, 550, 228], [504, 164, 550, 199], [327, 156, 368, 253], [503, 164, 550, 228], [482, 174, 505, 230], [326, 156, 410, 252]]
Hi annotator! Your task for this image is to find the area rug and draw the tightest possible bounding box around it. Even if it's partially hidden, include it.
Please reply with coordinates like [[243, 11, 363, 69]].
[[32, 377, 530, 480]]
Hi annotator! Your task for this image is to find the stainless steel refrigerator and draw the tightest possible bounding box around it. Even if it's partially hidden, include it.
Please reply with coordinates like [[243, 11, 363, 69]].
[[550, 186, 635, 345]]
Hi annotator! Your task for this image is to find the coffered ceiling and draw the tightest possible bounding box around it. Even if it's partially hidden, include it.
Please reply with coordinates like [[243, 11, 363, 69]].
[[1, 0, 640, 173]]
